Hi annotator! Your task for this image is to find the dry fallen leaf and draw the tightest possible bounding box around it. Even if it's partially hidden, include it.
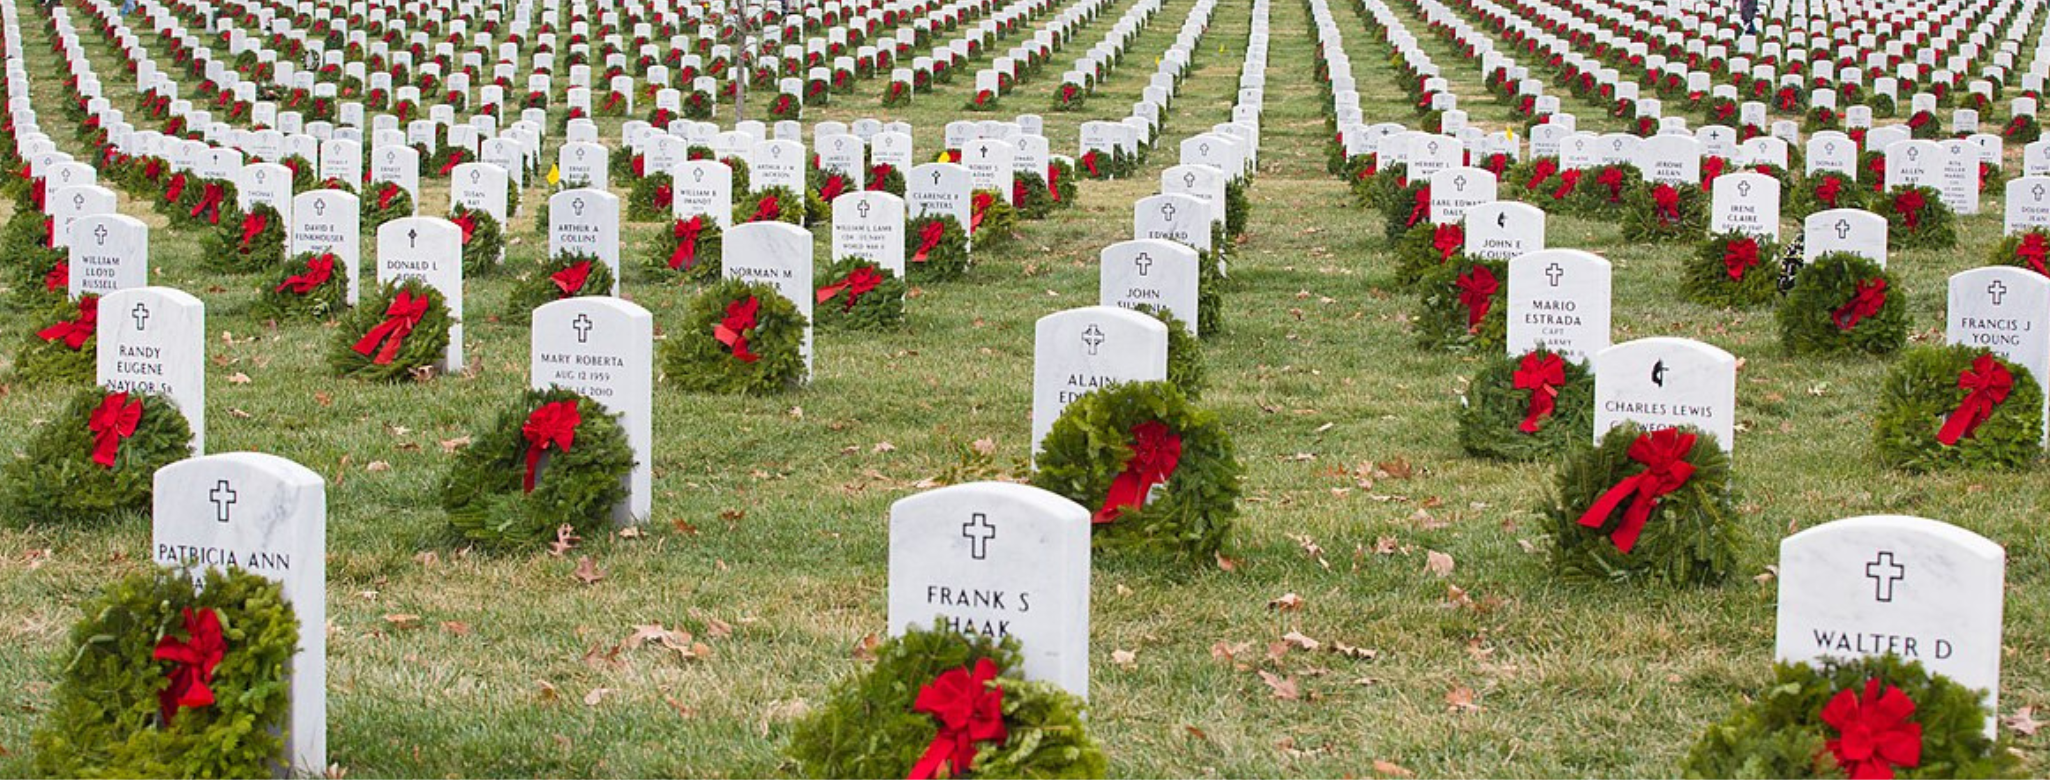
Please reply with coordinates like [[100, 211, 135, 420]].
[[583, 687, 613, 707], [1444, 686, 1480, 712], [440, 621, 472, 636], [1425, 550, 1456, 577], [2006, 706, 2045, 736], [1259, 670, 1300, 701], [536, 679, 560, 702], [572, 556, 606, 585], [1372, 759, 1416, 778], [1269, 592, 1305, 612], [852, 633, 882, 661], [228, 372, 252, 384], [1211, 640, 1253, 665], [548, 525, 581, 557], [439, 436, 472, 453], [382, 613, 422, 630], [1112, 649, 1137, 669], [364, 460, 391, 472], [1183, 724, 1210, 741], [1281, 630, 1321, 651]]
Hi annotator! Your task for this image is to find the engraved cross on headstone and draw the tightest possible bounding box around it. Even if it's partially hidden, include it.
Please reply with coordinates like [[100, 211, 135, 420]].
[[1545, 262, 1564, 286], [131, 302, 150, 331], [1080, 323, 1104, 355], [407, 227, 419, 247], [961, 512, 996, 560], [313, 198, 327, 216], [93, 223, 108, 245], [572, 312, 593, 342], [571, 197, 586, 217], [209, 479, 237, 522], [1865, 551, 1906, 602], [856, 199, 871, 219], [1134, 252, 1152, 276], [1988, 279, 2008, 305], [1159, 201, 1176, 221], [1834, 219, 1852, 239], [1737, 180, 1752, 197]]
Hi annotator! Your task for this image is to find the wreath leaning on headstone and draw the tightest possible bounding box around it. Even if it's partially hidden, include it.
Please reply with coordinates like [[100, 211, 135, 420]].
[[1030, 380, 1242, 560], [813, 257, 907, 331], [1988, 228, 2050, 277], [1567, 163, 1642, 216], [905, 213, 972, 282], [1135, 304, 1206, 400], [253, 251, 349, 321], [329, 278, 454, 382], [1047, 158, 1080, 206], [867, 162, 908, 198], [13, 294, 98, 385], [1012, 170, 1054, 220], [29, 566, 299, 779], [969, 189, 1016, 247], [1413, 256, 1508, 353], [647, 214, 726, 280], [1545, 422, 1741, 586], [1791, 169, 1865, 217], [449, 202, 505, 277], [507, 251, 616, 324], [738, 186, 806, 226], [662, 278, 809, 394], [1681, 655, 2018, 779], [1457, 347, 1594, 461], [1619, 181, 1708, 243], [200, 202, 287, 273], [1777, 252, 1907, 355], [441, 387, 634, 548], [1882, 185, 1957, 250], [362, 182, 414, 234], [0, 388, 193, 525], [786, 619, 1105, 779], [1873, 345, 2044, 473], [805, 168, 859, 227], [627, 172, 674, 222], [1393, 220, 1466, 287], [1686, 232, 1783, 308]]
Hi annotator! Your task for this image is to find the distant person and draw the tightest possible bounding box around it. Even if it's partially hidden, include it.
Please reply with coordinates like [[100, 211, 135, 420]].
[[1740, 0, 1758, 34]]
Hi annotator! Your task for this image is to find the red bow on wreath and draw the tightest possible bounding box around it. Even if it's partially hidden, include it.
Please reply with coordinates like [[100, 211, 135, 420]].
[[520, 399, 581, 492], [669, 216, 705, 270], [88, 391, 143, 468], [1407, 186, 1431, 228], [907, 658, 1007, 780], [752, 194, 782, 222], [44, 259, 67, 293], [1936, 354, 2013, 445], [1575, 428, 1696, 553], [714, 297, 761, 363], [816, 266, 882, 310], [1431, 223, 1464, 261], [1815, 175, 1844, 208], [1080, 150, 1099, 177], [819, 173, 847, 204], [191, 183, 225, 224], [1512, 352, 1565, 433], [2017, 233, 2048, 275], [1831, 278, 1887, 331], [971, 191, 995, 232], [1525, 158, 1557, 190], [1455, 265, 1499, 330], [1702, 156, 1726, 186], [275, 253, 335, 294], [438, 148, 466, 175], [1723, 237, 1760, 281], [1894, 189, 1926, 228], [378, 182, 403, 210], [913, 220, 946, 263], [868, 163, 895, 192], [38, 295, 97, 349], [1094, 420, 1182, 524], [352, 289, 431, 365], [152, 606, 225, 725], [1595, 167, 1626, 202], [551, 261, 594, 297], [1550, 169, 1582, 200], [1821, 678, 1923, 780], [238, 210, 269, 250], [1046, 163, 1062, 202], [1651, 183, 1680, 224], [653, 184, 672, 210], [453, 212, 478, 244]]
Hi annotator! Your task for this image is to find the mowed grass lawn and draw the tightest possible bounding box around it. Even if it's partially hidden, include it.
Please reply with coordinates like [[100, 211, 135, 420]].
[[0, 0, 2046, 774]]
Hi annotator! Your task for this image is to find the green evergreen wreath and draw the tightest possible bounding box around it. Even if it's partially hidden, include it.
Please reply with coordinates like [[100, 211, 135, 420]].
[[5, 237, 66, 309], [1883, 185, 1957, 250], [0, 206, 51, 258], [805, 169, 860, 227], [166, 177, 238, 231], [1987, 228, 2050, 276], [1791, 170, 1865, 217], [1686, 233, 1783, 308], [627, 172, 673, 222], [252, 251, 349, 321], [1134, 304, 1205, 399], [1011, 171, 1053, 220], [362, 183, 414, 234], [12, 294, 97, 386], [646, 215, 726, 280], [1379, 174, 1430, 242], [1682, 655, 2017, 779], [506, 251, 617, 324], [1047, 159, 1079, 206], [905, 214, 971, 282], [1393, 221, 1465, 287], [29, 566, 299, 779], [200, 202, 287, 273], [1619, 181, 1708, 243], [1568, 163, 1643, 216], [868, 163, 908, 198], [813, 257, 906, 331], [1874, 345, 2044, 473], [328, 278, 454, 382], [1224, 177, 1249, 239], [786, 619, 1105, 779], [1030, 381, 1242, 559], [1457, 347, 1594, 460], [1413, 256, 1508, 353], [970, 190, 1016, 247], [450, 202, 505, 277], [739, 186, 806, 226], [661, 278, 808, 394], [1777, 252, 1907, 355], [721, 156, 753, 196], [1196, 246, 1227, 336], [0, 388, 194, 525], [1544, 422, 1741, 585], [441, 387, 634, 548]]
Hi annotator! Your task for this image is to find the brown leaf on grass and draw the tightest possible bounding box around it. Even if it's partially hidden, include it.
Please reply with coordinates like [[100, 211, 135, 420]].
[[663, 695, 697, 719], [1424, 550, 1456, 577], [1281, 631, 1321, 651], [1112, 649, 1137, 669], [439, 436, 471, 453], [440, 621, 472, 636], [364, 460, 391, 472], [583, 687, 613, 707], [1445, 584, 1474, 607], [227, 372, 252, 384], [2006, 706, 2045, 736], [1286, 533, 1330, 569], [1211, 640, 1253, 666], [671, 518, 700, 535], [535, 679, 560, 702], [1269, 592, 1305, 612], [1214, 552, 1240, 572], [413, 551, 439, 567], [1330, 641, 1378, 660], [1183, 724, 1210, 741], [852, 633, 882, 661], [617, 527, 645, 539], [1372, 759, 1416, 778], [314, 391, 332, 407], [1374, 536, 1399, 555], [548, 525, 580, 557], [1377, 458, 1414, 479], [572, 556, 605, 585], [1259, 670, 1300, 701], [1444, 686, 1480, 712], [382, 613, 422, 630], [700, 616, 734, 638]]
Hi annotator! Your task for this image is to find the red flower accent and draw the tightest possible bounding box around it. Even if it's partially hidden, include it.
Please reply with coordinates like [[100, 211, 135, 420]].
[[2017, 233, 2049, 274], [713, 297, 761, 362], [37, 295, 98, 349], [1575, 428, 1696, 553], [1821, 678, 1924, 779], [907, 658, 1007, 780], [520, 400, 581, 492], [152, 607, 225, 725], [1455, 264, 1499, 330], [1937, 354, 2014, 445], [1431, 222, 1464, 260], [1093, 420, 1183, 524], [1512, 352, 1565, 433], [550, 260, 594, 297]]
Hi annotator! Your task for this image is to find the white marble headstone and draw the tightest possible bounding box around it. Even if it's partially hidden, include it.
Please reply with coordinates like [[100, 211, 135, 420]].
[[1031, 306, 1168, 456], [68, 213, 148, 299], [375, 217, 464, 371], [1592, 337, 1737, 453], [531, 298, 653, 524], [722, 221, 814, 378], [1507, 249, 1612, 364], [1099, 239, 1200, 336], [98, 286, 205, 453]]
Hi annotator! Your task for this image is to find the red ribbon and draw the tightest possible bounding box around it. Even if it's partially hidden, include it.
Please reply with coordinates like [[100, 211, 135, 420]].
[[1702, 156, 1726, 186], [1936, 354, 2014, 445], [151, 606, 225, 725], [1406, 186, 1431, 228], [30, 177, 45, 210], [912, 220, 945, 262], [1093, 420, 1182, 524], [1431, 223, 1464, 261], [1831, 278, 1887, 331], [906, 658, 1007, 780], [819, 173, 847, 204], [519, 399, 580, 492], [1651, 183, 1680, 224], [867, 163, 895, 191], [1821, 678, 1924, 780], [669, 216, 705, 270], [88, 391, 143, 468], [1575, 428, 1697, 553], [351, 289, 431, 365], [1080, 150, 1099, 176], [378, 182, 402, 210], [42, 217, 54, 248], [1595, 167, 1626, 202], [971, 191, 994, 232], [550, 260, 593, 297], [1046, 163, 1063, 202], [1894, 189, 1925, 228], [653, 185, 672, 210], [713, 296, 761, 362], [751, 195, 781, 222], [2019, 233, 2049, 274], [44, 259, 67, 293], [238, 210, 269, 249], [816, 266, 882, 310], [1723, 237, 1759, 281], [1815, 175, 1844, 208], [1550, 169, 1582, 200], [275, 253, 335, 294], [1513, 352, 1565, 433], [37, 295, 98, 349], [438, 148, 466, 175], [631, 155, 646, 178], [453, 213, 478, 244], [1525, 158, 1557, 190], [191, 183, 224, 224], [1455, 265, 1499, 329]]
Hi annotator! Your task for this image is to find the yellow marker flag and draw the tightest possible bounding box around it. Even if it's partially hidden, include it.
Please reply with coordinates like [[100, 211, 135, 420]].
[[936, 151, 950, 162], [547, 163, 561, 185]]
